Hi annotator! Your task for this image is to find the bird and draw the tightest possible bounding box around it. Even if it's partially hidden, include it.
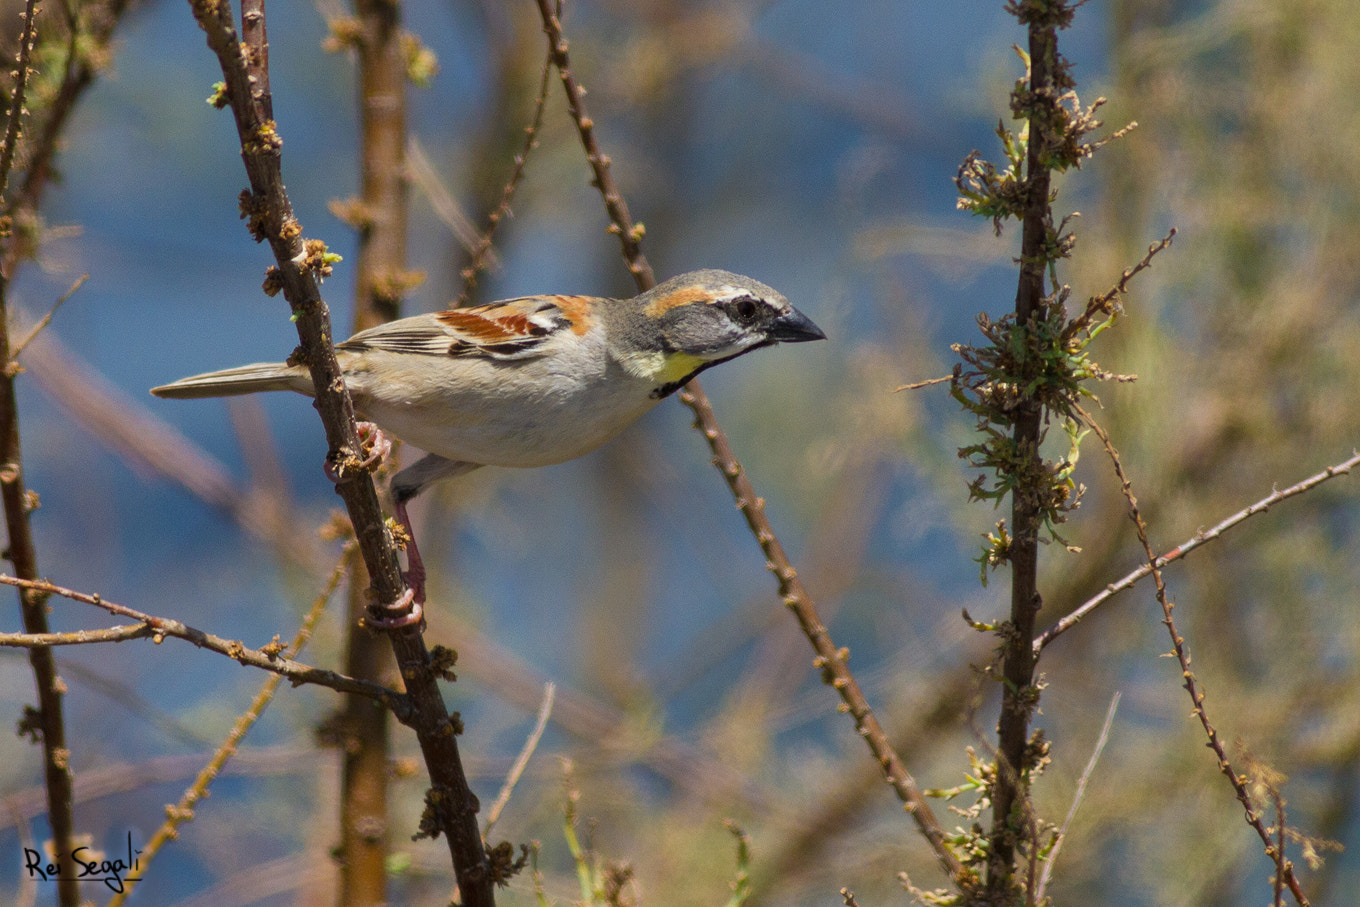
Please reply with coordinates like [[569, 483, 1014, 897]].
[[152, 269, 825, 628]]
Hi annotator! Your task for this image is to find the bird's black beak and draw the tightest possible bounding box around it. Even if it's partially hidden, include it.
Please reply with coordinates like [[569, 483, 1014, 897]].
[[770, 307, 827, 343]]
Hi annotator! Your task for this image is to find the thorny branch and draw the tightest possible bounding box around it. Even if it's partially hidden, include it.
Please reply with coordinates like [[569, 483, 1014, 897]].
[[1035, 449, 1360, 654], [457, 38, 554, 305], [106, 546, 351, 907], [0, 3, 81, 901], [533, 0, 970, 890], [186, 1, 492, 900], [535, 0, 653, 287], [1064, 228, 1175, 342], [0, 573, 409, 716], [1075, 403, 1312, 906], [0, 0, 40, 202], [985, 6, 1064, 895]]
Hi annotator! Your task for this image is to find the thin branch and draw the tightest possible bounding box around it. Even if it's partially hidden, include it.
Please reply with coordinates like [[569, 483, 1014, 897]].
[[0, 0, 40, 203], [0, 4, 82, 900], [9, 273, 86, 360], [106, 544, 348, 907], [895, 375, 951, 392], [186, 1, 491, 897], [1034, 449, 1360, 654], [1075, 403, 1311, 906], [533, 0, 968, 890], [680, 381, 964, 887], [1036, 691, 1119, 900], [406, 136, 485, 257], [535, 0, 652, 286], [1273, 785, 1287, 907], [1064, 228, 1176, 341], [483, 682, 555, 839], [3, 1, 135, 280], [456, 38, 553, 304], [0, 624, 155, 646], [0, 573, 409, 714]]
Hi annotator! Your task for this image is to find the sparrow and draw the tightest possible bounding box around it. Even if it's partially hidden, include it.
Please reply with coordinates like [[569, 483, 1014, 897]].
[[152, 269, 825, 627]]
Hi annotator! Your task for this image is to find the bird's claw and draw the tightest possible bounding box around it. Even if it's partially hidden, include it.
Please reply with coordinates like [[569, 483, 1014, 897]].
[[324, 421, 392, 483], [364, 585, 424, 631]]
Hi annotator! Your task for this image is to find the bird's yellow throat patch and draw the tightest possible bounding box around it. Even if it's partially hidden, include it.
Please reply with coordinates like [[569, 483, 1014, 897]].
[[618, 349, 707, 384]]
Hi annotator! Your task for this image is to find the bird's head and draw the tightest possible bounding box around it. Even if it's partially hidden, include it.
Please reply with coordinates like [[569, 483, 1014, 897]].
[[613, 269, 826, 397]]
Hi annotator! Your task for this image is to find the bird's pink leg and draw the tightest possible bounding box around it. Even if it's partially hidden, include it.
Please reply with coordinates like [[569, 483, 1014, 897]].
[[364, 497, 424, 629], [394, 497, 426, 607], [322, 422, 424, 630]]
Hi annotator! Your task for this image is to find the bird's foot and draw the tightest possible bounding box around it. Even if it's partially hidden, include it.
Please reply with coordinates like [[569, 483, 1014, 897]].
[[393, 497, 427, 607], [364, 585, 424, 631], [324, 421, 392, 483], [364, 495, 428, 631]]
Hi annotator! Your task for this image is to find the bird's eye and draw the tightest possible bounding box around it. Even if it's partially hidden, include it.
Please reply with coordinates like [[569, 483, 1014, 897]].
[[731, 297, 760, 324]]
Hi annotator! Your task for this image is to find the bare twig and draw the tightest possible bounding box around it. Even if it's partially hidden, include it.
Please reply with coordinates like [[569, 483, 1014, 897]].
[[406, 136, 486, 258], [1036, 691, 1119, 900], [483, 682, 555, 839], [106, 545, 349, 907], [456, 41, 553, 304], [533, 0, 968, 889], [0, 0, 40, 203], [0, 573, 408, 714], [1075, 403, 1311, 906], [680, 380, 964, 887], [0, 624, 156, 646], [1035, 450, 1360, 654], [1274, 785, 1287, 907], [1064, 228, 1176, 341], [2, 1, 135, 280], [894, 375, 951, 392], [186, 1, 491, 897], [535, 0, 652, 286], [9, 274, 87, 360]]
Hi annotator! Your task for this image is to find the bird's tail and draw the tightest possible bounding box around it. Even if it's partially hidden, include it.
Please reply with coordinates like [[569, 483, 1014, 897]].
[[150, 363, 309, 399]]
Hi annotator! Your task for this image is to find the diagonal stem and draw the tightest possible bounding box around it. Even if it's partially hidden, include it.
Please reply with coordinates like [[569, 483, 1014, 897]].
[[1035, 450, 1360, 654], [533, 0, 969, 889], [1076, 403, 1311, 906], [186, 2, 492, 901]]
